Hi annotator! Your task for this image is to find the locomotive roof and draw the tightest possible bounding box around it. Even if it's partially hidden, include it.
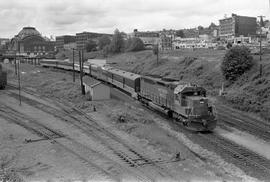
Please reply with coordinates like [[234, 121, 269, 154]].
[[107, 68, 141, 80], [174, 83, 206, 94], [141, 76, 179, 86]]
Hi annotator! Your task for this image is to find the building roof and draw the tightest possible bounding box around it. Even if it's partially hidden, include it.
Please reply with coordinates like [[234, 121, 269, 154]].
[[83, 76, 100, 86], [91, 82, 103, 88], [17, 27, 41, 40]]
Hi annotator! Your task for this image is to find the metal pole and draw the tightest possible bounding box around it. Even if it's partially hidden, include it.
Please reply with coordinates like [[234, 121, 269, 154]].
[[17, 59, 21, 106], [72, 48, 75, 82]]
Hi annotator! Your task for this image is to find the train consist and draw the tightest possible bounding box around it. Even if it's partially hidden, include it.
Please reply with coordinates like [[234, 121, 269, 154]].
[[0, 64, 7, 89], [40, 59, 217, 131]]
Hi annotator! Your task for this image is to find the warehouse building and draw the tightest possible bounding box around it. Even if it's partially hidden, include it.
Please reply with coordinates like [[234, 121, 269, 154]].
[[219, 14, 257, 39]]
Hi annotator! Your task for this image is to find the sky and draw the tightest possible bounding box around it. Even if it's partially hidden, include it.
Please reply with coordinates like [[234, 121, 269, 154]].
[[0, 0, 269, 38]]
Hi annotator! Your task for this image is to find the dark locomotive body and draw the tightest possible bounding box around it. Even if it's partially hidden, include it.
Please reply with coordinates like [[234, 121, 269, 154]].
[[40, 59, 217, 131]]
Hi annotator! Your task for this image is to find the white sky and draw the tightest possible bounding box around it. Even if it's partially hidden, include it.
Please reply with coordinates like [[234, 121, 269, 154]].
[[0, 0, 269, 38]]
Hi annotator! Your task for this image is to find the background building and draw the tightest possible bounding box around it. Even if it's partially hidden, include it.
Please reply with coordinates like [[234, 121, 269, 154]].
[[219, 14, 257, 39], [76, 32, 110, 50], [9, 27, 55, 56], [159, 33, 173, 50], [128, 29, 159, 48], [56, 35, 76, 51]]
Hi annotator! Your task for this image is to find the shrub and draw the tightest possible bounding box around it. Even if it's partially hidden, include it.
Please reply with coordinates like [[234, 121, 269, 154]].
[[221, 45, 254, 82]]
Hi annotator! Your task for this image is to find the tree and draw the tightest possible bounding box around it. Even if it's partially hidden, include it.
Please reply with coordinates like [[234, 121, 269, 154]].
[[110, 29, 125, 53], [221, 46, 254, 82], [98, 35, 111, 50], [176, 30, 185, 38], [126, 37, 145, 52], [85, 40, 97, 52]]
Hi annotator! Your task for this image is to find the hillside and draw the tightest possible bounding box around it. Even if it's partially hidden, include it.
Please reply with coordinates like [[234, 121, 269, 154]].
[[106, 49, 269, 122], [107, 49, 225, 95], [223, 55, 270, 121]]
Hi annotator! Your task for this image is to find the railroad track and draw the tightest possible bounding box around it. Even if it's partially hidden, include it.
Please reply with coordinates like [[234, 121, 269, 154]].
[[197, 132, 270, 180], [5, 83, 177, 181], [217, 107, 270, 141], [217, 103, 270, 128], [0, 104, 119, 182]]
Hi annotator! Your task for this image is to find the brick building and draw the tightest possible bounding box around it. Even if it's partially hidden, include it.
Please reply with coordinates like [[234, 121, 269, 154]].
[[55, 35, 76, 51], [219, 14, 257, 39]]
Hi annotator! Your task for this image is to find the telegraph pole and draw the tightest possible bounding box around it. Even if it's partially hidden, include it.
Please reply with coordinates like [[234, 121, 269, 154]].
[[72, 48, 75, 82], [79, 50, 85, 95], [17, 59, 21, 106], [81, 49, 85, 95], [14, 54, 17, 75], [258, 15, 265, 77]]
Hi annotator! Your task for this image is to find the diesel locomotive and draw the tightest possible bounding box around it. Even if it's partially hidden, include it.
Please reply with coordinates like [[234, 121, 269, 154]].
[[40, 59, 217, 131]]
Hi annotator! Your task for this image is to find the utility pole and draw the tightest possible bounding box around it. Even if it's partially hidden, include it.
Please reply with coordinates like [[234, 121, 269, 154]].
[[72, 48, 75, 82], [157, 45, 159, 64], [17, 59, 21, 106], [258, 15, 265, 77], [81, 49, 85, 95], [14, 54, 17, 75], [79, 50, 85, 95]]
